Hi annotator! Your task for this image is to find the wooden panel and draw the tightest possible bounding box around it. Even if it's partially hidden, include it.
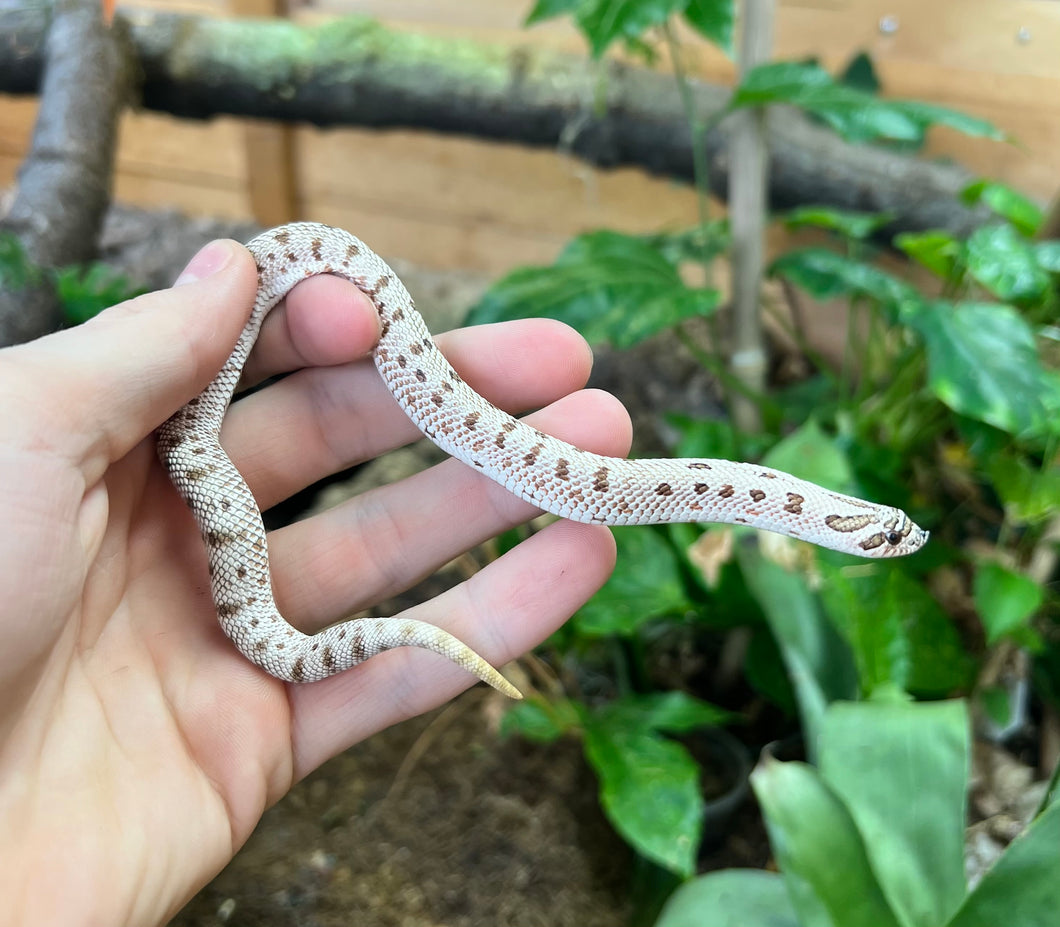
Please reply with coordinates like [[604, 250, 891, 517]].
[[0, 96, 38, 159], [295, 126, 700, 271]]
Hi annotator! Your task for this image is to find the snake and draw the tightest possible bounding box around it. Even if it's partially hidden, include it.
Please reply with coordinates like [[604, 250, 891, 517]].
[[157, 222, 929, 699]]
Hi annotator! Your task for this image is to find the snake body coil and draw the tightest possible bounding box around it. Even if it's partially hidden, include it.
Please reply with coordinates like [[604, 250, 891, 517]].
[[159, 223, 928, 698]]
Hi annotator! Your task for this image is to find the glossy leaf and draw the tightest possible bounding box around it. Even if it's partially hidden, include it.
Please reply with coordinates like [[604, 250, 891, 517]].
[[894, 230, 964, 282], [818, 562, 911, 695], [751, 758, 903, 927], [987, 453, 1060, 523], [501, 696, 582, 742], [973, 561, 1044, 645], [656, 869, 798, 927], [467, 231, 718, 348], [965, 224, 1052, 306], [737, 546, 857, 756], [731, 62, 1003, 144], [525, 0, 580, 24], [602, 690, 733, 732], [948, 798, 1060, 927], [584, 716, 702, 876], [1035, 241, 1060, 273], [961, 180, 1043, 236], [901, 300, 1060, 439], [534, 0, 689, 57], [682, 0, 734, 54], [770, 247, 917, 305], [761, 419, 857, 494], [573, 526, 693, 636], [819, 563, 974, 698], [781, 206, 894, 241], [820, 701, 968, 927]]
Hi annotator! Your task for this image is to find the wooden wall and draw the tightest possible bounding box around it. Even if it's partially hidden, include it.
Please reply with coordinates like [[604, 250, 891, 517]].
[[1, 0, 1058, 274]]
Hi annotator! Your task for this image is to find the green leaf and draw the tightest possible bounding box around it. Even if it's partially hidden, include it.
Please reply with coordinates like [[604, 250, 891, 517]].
[[682, 0, 734, 54], [961, 180, 1043, 237], [524, 0, 581, 25], [501, 696, 582, 742], [987, 453, 1060, 523], [948, 798, 1060, 927], [54, 264, 146, 325], [0, 232, 42, 289], [736, 546, 857, 757], [819, 563, 974, 698], [966, 224, 1052, 306], [576, 0, 688, 57], [731, 62, 1003, 145], [817, 563, 910, 695], [730, 60, 834, 107], [979, 684, 1019, 729], [601, 690, 733, 733], [901, 300, 1060, 439], [761, 419, 857, 494], [820, 701, 969, 927], [973, 561, 1044, 645], [894, 229, 964, 282], [839, 51, 880, 95], [584, 716, 703, 876], [656, 869, 798, 927], [467, 231, 718, 348], [751, 758, 903, 927], [781, 206, 893, 241], [770, 247, 917, 305], [886, 100, 1006, 143], [1034, 241, 1060, 273], [671, 414, 775, 462], [643, 220, 731, 266], [574, 526, 693, 636]]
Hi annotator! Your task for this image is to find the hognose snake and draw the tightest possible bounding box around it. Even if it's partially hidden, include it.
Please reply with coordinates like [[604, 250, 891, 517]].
[[158, 223, 928, 699]]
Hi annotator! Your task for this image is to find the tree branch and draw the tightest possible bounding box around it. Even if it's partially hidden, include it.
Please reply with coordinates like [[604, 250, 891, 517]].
[[2, 6, 996, 240], [0, 0, 132, 345]]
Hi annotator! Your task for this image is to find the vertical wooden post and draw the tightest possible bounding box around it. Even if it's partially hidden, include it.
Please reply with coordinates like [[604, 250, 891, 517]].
[[729, 0, 774, 433], [230, 0, 299, 226]]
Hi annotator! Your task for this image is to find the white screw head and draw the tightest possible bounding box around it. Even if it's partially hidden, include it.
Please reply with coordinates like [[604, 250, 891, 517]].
[[879, 15, 899, 35]]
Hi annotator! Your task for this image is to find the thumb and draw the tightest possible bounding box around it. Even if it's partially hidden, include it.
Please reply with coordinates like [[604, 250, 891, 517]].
[[2, 239, 258, 483]]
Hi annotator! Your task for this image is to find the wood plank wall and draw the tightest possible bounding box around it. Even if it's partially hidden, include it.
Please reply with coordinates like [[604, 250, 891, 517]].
[[1, 0, 1057, 274]]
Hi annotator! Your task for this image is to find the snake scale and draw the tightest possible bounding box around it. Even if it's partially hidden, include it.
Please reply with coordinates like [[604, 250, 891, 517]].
[[158, 223, 928, 699]]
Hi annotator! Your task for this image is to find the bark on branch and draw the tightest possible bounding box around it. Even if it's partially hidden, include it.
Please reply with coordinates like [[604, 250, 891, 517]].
[[0, 0, 131, 345], [2, 6, 996, 240]]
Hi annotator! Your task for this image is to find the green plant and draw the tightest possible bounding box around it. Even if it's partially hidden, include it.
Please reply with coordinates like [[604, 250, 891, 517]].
[[0, 231, 145, 326], [656, 699, 1060, 927], [480, 0, 1059, 910], [504, 690, 732, 876]]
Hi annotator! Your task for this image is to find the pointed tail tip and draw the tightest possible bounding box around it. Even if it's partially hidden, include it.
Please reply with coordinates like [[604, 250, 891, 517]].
[[476, 663, 522, 699], [490, 674, 524, 700]]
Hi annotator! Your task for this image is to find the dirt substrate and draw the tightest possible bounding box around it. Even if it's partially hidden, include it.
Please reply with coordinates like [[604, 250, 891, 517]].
[[170, 689, 633, 927]]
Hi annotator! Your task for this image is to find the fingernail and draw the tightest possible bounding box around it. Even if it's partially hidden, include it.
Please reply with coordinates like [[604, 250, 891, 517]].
[[174, 240, 234, 286]]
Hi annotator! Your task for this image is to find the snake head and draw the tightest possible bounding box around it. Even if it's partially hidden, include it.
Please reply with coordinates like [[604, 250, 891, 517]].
[[861, 509, 929, 558]]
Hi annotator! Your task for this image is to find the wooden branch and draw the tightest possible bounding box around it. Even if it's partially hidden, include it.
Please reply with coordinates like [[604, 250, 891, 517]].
[[0, 0, 132, 346], [1, 6, 997, 241]]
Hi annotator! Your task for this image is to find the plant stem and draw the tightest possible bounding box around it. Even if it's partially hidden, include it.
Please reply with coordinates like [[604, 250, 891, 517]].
[[662, 23, 715, 290]]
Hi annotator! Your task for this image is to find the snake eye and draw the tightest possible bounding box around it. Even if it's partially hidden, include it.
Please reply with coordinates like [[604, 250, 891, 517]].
[[886, 530, 902, 545]]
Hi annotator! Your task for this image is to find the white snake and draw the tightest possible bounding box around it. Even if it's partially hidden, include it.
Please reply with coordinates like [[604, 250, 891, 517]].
[[158, 222, 928, 699]]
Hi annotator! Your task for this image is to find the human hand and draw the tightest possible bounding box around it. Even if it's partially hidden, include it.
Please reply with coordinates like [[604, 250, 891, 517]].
[[0, 239, 629, 926]]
